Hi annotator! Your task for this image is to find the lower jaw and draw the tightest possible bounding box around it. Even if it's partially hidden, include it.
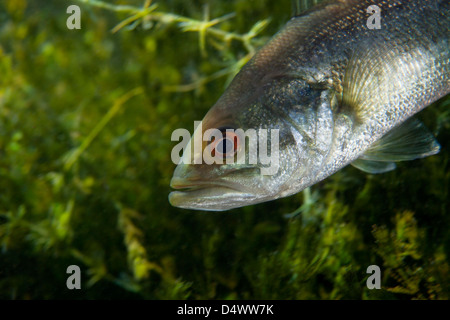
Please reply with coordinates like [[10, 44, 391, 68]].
[[168, 188, 253, 211]]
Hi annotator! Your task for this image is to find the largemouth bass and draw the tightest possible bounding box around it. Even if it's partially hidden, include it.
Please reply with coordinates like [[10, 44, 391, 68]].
[[169, 0, 450, 211]]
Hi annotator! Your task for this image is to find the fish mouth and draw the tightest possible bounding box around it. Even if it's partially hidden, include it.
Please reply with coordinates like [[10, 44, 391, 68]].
[[169, 178, 254, 211], [170, 178, 235, 192]]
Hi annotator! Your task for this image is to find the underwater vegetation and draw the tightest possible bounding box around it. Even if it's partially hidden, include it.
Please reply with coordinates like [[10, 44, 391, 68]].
[[0, 0, 449, 299]]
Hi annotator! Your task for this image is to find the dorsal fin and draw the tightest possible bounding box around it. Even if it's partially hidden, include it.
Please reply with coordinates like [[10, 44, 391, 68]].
[[292, 0, 329, 17]]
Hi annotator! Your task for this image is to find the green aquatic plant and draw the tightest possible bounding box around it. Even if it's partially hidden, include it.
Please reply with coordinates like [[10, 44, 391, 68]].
[[75, 0, 270, 92], [372, 211, 449, 299]]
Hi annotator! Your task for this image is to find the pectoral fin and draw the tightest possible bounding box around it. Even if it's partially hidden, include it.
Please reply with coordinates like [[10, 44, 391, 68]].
[[351, 118, 440, 174], [351, 159, 396, 174]]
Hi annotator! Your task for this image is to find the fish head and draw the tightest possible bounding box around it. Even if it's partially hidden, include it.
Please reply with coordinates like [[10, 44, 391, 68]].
[[169, 65, 333, 211], [169, 17, 336, 211]]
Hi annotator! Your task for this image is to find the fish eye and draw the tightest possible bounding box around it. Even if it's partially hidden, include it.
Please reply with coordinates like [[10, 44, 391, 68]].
[[210, 127, 239, 159]]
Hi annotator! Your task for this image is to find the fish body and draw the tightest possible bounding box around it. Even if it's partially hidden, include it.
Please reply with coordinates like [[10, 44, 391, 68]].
[[170, 0, 450, 211]]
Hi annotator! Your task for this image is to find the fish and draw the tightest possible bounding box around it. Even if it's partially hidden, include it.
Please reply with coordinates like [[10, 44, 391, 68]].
[[169, 0, 450, 211]]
